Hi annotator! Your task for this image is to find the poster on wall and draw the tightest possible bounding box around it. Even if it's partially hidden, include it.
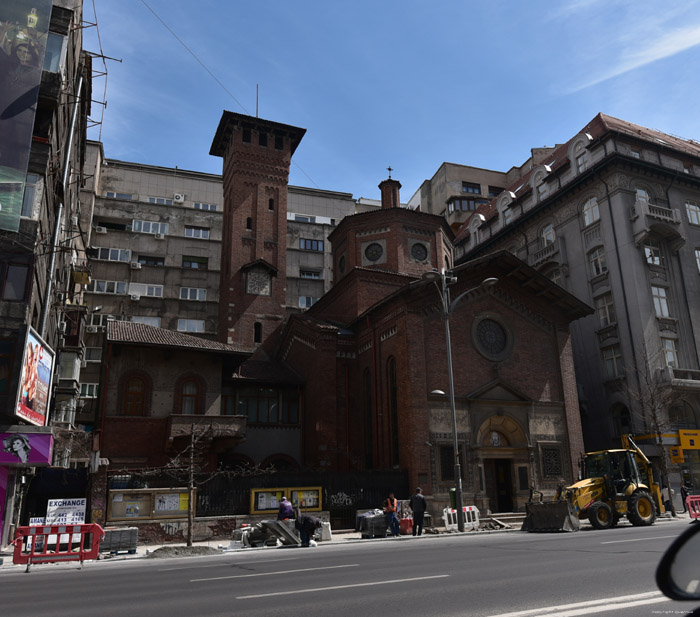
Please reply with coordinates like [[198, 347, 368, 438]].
[[14, 327, 55, 426], [0, 431, 53, 466], [0, 0, 52, 232]]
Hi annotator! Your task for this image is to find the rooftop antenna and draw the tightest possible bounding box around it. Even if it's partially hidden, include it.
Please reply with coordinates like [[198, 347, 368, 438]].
[[387, 165, 393, 179], [256, 84, 259, 118]]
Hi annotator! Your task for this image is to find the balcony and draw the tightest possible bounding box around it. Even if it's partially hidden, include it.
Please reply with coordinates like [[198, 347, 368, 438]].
[[657, 366, 700, 390], [530, 236, 567, 268]]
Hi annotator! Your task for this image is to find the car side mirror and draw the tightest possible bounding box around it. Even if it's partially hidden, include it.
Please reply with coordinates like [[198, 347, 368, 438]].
[[657, 522, 700, 600]]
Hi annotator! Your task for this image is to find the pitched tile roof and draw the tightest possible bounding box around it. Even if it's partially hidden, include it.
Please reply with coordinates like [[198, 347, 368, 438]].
[[107, 321, 248, 354]]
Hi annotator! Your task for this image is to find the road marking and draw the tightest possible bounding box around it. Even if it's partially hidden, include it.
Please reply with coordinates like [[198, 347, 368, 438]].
[[191, 563, 358, 582], [159, 557, 298, 572], [485, 591, 667, 617], [236, 574, 450, 599], [601, 535, 677, 544]]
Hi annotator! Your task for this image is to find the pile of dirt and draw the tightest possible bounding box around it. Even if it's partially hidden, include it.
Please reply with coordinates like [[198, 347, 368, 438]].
[[147, 545, 221, 559]]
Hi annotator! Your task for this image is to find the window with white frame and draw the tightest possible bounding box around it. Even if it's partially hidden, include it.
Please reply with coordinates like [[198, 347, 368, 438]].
[[644, 239, 662, 266], [651, 286, 670, 317], [662, 338, 678, 368], [299, 270, 321, 279], [589, 247, 607, 277], [502, 208, 512, 225], [180, 287, 206, 301], [80, 383, 99, 398], [147, 196, 173, 205], [137, 254, 164, 267], [185, 226, 210, 239], [575, 144, 588, 173], [547, 269, 563, 286], [541, 223, 555, 247], [595, 293, 616, 327], [194, 202, 217, 211], [129, 283, 163, 298], [602, 345, 623, 379], [95, 247, 131, 262], [85, 347, 102, 362], [21, 174, 39, 218], [582, 197, 599, 226], [182, 256, 208, 269], [106, 191, 133, 200], [131, 316, 162, 327], [133, 220, 168, 235], [686, 201, 700, 225], [300, 238, 323, 252], [88, 280, 127, 294], [636, 187, 651, 203], [177, 319, 205, 333]]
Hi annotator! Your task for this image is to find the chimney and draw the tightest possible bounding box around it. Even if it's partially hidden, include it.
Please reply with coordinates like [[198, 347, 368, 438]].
[[379, 177, 401, 210]]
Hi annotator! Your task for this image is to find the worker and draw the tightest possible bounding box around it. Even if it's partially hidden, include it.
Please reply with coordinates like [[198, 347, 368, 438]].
[[277, 496, 294, 520], [295, 513, 322, 547], [384, 491, 400, 536]]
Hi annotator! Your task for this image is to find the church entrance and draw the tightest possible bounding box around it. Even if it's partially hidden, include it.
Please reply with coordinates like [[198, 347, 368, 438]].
[[484, 458, 513, 513]]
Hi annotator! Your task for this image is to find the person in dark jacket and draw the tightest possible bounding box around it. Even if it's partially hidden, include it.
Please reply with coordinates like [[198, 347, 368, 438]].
[[295, 513, 322, 546], [409, 487, 427, 536], [681, 481, 691, 513], [277, 496, 294, 520]]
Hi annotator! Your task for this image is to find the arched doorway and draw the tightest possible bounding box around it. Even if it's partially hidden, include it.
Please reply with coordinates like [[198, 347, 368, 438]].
[[475, 415, 528, 513]]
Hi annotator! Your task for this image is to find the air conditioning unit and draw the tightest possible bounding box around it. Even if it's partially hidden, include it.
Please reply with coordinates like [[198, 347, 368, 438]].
[[57, 321, 67, 333], [86, 325, 98, 333], [154, 233, 165, 240], [174, 193, 185, 203], [130, 262, 142, 270], [130, 294, 141, 301], [95, 226, 107, 234]]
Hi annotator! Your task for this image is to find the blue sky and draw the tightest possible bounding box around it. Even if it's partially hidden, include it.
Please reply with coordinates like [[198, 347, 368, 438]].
[[83, 0, 700, 202]]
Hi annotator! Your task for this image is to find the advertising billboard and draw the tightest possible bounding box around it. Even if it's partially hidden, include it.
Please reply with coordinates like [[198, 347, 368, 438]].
[[0, 431, 53, 466], [14, 327, 55, 426], [0, 0, 52, 232]]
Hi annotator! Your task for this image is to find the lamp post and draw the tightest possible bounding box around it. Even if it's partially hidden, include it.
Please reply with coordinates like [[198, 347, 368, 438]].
[[423, 270, 498, 532]]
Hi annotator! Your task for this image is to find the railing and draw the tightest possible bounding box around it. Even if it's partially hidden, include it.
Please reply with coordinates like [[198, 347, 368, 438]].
[[636, 198, 681, 224]]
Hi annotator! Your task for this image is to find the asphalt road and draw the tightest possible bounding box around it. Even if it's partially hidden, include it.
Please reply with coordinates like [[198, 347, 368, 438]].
[[1, 520, 698, 617]]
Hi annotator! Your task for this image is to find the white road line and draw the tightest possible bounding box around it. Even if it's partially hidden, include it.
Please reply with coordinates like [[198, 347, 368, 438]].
[[236, 574, 450, 599], [485, 591, 666, 617], [191, 563, 358, 582], [160, 557, 298, 572], [601, 535, 677, 544]]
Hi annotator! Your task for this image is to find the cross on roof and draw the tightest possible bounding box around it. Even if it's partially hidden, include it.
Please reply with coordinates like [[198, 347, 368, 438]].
[[386, 166, 393, 179]]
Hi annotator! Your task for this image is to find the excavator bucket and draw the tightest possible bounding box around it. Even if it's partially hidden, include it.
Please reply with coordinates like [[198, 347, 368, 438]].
[[522, 501, 580, 532]]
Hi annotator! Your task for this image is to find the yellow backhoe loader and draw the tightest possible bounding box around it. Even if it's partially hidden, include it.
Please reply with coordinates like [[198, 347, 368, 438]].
[[523, 435, 665, 532]]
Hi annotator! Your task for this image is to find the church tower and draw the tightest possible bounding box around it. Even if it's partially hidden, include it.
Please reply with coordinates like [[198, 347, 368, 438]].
[[210, 112, 306, 347]]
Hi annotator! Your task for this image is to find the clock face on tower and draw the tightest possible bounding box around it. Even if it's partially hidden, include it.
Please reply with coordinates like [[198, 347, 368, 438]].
[[365, 242, 383, 262], [246, 271, 271, 296]]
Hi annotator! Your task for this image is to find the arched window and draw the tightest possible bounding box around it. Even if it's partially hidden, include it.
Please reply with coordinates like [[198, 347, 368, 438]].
[[582, 197, 600, 226], [541, 223, 556, 247], [268, 198, 274, 211], [387, 357, 399, 467], [175, 374, 205, 415], [119, 371, 152, 416], [181, 380, 198, 414], [669, 401, 698, 430]]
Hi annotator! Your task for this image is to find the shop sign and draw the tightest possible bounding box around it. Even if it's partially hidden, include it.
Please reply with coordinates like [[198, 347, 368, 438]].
[[679, 430, 700, 450], [670, 446, 685, 463]]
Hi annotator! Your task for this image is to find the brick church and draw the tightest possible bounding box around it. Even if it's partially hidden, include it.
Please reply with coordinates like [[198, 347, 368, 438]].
[[209, 112, 591, 514]]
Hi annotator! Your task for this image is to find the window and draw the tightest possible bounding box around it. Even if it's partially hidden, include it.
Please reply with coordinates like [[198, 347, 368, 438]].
[[80, 383, 99, 398], [237, 387, 299, 425], [300, 269, 321, 279], [448, 198, 488, 212], [595, 293, 616, 327], [96, 247, 130, 262], [194, 202, 217, 211], [548, 269, 563, 286], [589, 247, 607, 277], [488, 186, 504, 197], [294, 214, 316, 223], [2, 264, 29, 300], [439, 445, 465, 482], [644, 239, 662, 266], [259, 132, 268, 147], [180, 287, 207, 301], [300, 238, 323, 252], [269, 198, 274, 210], [254, 322, 262, 344], [131, 316, 161, 327], [582, 197, 600, 226], [686, 201, 700, 225], [275, 135, 283, 150], [137, 255, 164, 267], [133, 220, 168, 235], [631, 149, 641, 159], [185, 226, 210, 239], [246, 217, 252, 230], [696, 249, 700, 273], [299, 296, 318, 309], [123, 376, 147, 416], [44, 32, 66, 73], [85, 347, 102, 363], [651, 286, 670, 317], [182, 256, 208, 269], [129, 283, 163, 298], [177, 319, 205, 333], [602, 345, 624, 379], [106, 192, 133, 200], [462, 181, 481, 194], [180, 380, 200, 414], [541, 446, 563, 477], [502, 208, 512, 225], [662, 338, 678, 368], [89, 280, 128, 295], [242, 128, 251, 143], [541, 224, 555, 247], [537, 182, 547, 199], [612, 405, 632, 436], [21, 174, 38, 218], [147, 196, 173, 205], [636, 188, 650, 203], [575, 144, 588, 172]]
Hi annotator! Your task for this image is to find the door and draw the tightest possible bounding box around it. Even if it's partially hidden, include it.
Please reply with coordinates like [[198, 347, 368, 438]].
[[495, 459, 513, 512]]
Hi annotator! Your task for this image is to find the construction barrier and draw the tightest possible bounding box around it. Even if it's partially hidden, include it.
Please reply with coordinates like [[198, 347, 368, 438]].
[[12, 523, 105, 570], [687, 495, 700, 520], [443, 506, 480, 531]]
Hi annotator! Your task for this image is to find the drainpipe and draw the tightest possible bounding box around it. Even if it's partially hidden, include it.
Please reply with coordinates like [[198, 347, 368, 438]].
[[39, 74, 84, 337]]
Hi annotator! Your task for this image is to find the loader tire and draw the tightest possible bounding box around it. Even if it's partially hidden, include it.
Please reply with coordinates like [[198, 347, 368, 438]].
[[627, 491, 656, 526], [589, 501, 614, 530]]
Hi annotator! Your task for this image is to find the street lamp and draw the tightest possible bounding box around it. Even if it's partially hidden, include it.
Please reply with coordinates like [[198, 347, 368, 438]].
[[423, 270, 498, 532]]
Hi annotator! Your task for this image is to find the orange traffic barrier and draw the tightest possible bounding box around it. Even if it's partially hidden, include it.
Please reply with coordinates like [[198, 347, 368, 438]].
[[687, 495, 700, 519], [12, 523, 105, 570]]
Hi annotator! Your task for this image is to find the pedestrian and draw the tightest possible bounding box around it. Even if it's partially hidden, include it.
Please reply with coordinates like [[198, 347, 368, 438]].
[[383, 491, 400, 537], [681, 481, 691, 514], [277, 495, 294, 520], [295, 512, 322, 547], [409, 487, 427, 536]]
